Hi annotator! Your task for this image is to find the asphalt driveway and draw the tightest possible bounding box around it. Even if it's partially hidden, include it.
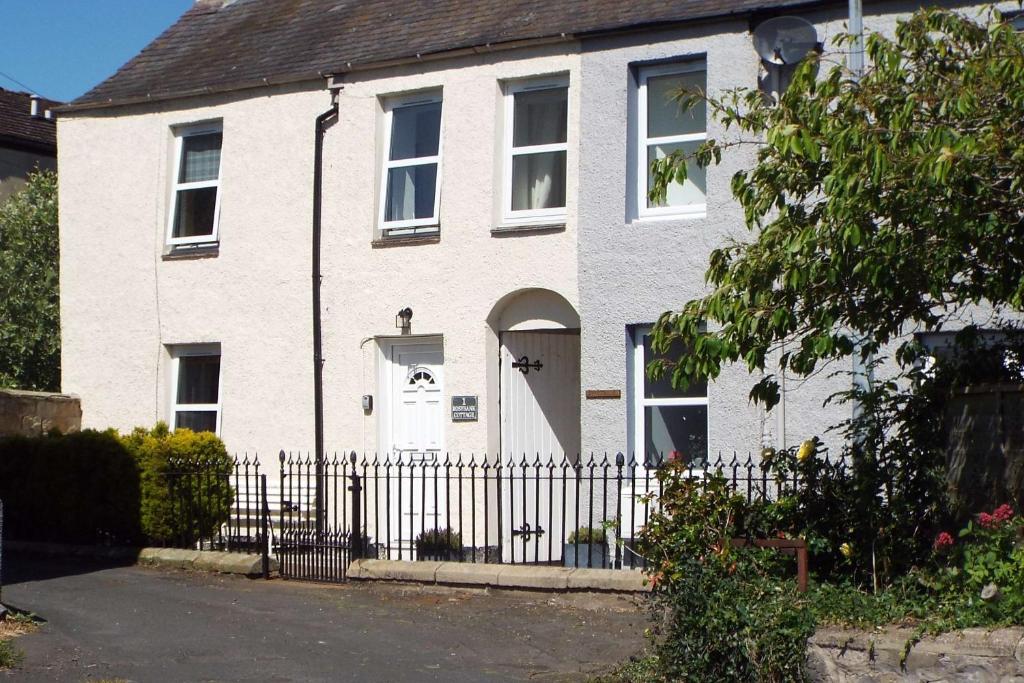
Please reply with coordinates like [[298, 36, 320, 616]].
[[0, 555, 646, 682]]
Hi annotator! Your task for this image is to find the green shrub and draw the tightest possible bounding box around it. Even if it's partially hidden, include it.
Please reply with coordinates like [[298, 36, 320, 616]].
[[638, 464, 815, 682], [121, 423, 234, 545], [415, 527, 462, 557], [567, 526, 606, 544], [0, 430, 141, 544], [923, 504, 1024, 625], [0, 423, 233, 546], [753, 435, 950, 589]]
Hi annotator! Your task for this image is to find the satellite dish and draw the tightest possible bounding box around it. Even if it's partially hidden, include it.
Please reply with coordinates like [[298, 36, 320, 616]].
[[753, 16, 819, 65]]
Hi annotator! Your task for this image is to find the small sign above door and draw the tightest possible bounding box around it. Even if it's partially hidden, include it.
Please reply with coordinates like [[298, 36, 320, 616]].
[[451, 395, 478, 422]]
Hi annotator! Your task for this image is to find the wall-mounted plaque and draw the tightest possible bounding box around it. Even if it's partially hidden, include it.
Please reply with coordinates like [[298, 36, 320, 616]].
[[585, 389, 622, 400], [451, 395, 478, 422]]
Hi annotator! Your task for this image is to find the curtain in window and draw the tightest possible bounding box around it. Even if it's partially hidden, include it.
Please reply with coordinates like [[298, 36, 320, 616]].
[[384, 102, 441, 223], [177, 355, 220, 404], [511, 88, 567, 211], [646, 72, 705, 138], [385, 165, 438, 222], [512, 152, 566, 210], [180, 133, 222, 183], [644, 69, 706, 209]]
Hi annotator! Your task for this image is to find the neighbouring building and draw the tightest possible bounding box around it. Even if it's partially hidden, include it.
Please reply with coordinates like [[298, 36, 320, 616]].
[[56, 0, 1012, 561], [0, 88, 58, 203]]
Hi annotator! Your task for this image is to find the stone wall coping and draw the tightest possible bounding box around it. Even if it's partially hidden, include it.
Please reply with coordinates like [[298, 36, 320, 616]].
[[807, 625, 1024, 681], [0, 388, 80, 401], [812, 625, 1024, 659], [349, 558, 651, 592], [7, 540, 275, 577]]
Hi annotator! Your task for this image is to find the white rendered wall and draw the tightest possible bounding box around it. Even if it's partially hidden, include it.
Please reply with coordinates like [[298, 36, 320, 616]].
[[59, 45, 581, 462], [320, 46, 581, 458]]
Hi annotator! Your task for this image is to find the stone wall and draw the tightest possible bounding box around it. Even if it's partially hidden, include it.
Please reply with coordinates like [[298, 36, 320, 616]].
[[0, 388, 81, 437], [807, 626, 1024, 682]]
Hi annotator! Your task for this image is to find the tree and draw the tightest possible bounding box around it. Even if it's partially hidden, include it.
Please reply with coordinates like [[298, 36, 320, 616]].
[[0, 169, 60, 391], [649, 8, 1024, 415]]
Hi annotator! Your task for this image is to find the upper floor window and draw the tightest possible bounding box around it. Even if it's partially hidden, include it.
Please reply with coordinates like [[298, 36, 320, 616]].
[[169, 344, 222, 434], [379, 93, 442, 236], [636, 61, 706, 219], [503, 77, 568, 225], [168, 123, 222, 246]]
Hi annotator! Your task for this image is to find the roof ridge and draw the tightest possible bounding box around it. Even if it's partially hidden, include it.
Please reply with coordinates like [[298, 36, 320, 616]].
[[68, 0, 832, 111]]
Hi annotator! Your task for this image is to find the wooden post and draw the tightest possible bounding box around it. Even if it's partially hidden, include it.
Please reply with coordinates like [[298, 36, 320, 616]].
[[731, 537, 809, 592]]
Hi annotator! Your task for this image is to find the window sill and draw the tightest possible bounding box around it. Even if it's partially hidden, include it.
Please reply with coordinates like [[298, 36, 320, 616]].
[[162, 243, 219, 260], [631, 211, 707, 224], [491, 222, 566, 236], [371, 233, 441, 248]]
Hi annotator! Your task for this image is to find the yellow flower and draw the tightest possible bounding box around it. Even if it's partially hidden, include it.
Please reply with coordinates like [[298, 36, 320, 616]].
[[839, 542, 853, 559], [796, 439, 815, 462]]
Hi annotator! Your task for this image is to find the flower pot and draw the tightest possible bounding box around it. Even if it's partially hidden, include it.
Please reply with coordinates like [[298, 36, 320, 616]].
[[563, 543, 607, 568]]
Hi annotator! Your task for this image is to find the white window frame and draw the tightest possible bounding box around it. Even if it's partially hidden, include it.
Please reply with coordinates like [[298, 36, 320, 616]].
[[169, 344, 222, 435], [502, 76, 570, 225], [166, 123, 223, 246], [630, 326, 709, 468], [378, 92, 443, 237], [636, 61, 707, 220]]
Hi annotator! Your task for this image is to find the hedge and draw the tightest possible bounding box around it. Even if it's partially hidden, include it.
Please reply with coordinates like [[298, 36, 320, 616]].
[[0, 423, 234, 546], [0, 430, 141, 544], [122, 424, 233, 545]]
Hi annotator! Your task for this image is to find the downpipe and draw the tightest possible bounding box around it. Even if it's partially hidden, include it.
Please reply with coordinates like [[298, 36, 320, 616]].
[[312, 85, 340, 538]]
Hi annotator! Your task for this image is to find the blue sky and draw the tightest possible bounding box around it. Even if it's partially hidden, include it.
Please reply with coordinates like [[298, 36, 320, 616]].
[[0, 1, 193, 102]]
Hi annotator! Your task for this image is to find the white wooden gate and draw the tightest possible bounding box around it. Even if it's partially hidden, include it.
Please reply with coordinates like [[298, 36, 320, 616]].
[[500, 330, 580, 562]]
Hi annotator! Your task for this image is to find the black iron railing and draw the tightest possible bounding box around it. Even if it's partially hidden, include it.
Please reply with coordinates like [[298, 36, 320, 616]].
[[160, 450, 823, 583], [163, 456, 268, 568], [273, 451, 810, 578]]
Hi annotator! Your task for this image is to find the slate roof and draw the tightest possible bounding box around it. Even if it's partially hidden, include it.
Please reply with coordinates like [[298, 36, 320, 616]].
[[70, 0, 826, 110], [0, 89, 59, 153]]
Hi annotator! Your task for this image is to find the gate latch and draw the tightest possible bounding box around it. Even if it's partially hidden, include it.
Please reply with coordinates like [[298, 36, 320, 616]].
[[512, 355, 543, 375], [511, 522, 546, 541]]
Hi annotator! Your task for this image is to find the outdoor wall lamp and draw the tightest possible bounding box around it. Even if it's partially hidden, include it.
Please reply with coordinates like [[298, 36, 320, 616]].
[[396, 307, 413, 330]]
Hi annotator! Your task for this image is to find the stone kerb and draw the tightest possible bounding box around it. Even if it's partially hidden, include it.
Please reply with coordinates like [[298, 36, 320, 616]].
[[348, 558, 650, 593]]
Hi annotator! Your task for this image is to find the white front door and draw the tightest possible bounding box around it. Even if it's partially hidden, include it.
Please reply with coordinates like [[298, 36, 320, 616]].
[[500, 330, 581, 562], [383, 341, 445, 558]]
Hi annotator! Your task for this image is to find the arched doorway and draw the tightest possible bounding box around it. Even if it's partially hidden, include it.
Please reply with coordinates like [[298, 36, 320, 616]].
[[489, 288, 581, 459], [487, 289, 581, 563]]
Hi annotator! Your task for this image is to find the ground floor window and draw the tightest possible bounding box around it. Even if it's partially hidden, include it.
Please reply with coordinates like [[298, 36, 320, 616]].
[[630, 326, 708, 467], [169, 344, 221, 433]]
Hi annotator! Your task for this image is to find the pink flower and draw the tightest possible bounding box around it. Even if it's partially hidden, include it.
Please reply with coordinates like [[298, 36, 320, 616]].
[[979, 512, 997, 529], [994, 504, 1014, 522], [933, 531, 954, 553]]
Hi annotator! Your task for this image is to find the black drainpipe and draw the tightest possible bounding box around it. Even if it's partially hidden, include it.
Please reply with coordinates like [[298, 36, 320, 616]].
[[312, 86, 339, 536]]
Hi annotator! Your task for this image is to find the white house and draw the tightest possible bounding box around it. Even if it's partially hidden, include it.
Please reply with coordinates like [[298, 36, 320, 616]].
[[56, 0, 1011, 564]]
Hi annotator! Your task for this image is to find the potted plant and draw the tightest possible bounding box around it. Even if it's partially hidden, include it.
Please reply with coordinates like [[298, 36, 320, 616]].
[[414, 527, 463, 561], [564, 526, 608, 568]]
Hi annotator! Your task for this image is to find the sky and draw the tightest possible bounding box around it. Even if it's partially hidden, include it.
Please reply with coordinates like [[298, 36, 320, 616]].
[[0, 1, 193, 103]]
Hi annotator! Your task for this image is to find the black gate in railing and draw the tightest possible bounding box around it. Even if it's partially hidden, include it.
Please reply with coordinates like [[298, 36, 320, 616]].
[[275, 451, 358, 583]]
